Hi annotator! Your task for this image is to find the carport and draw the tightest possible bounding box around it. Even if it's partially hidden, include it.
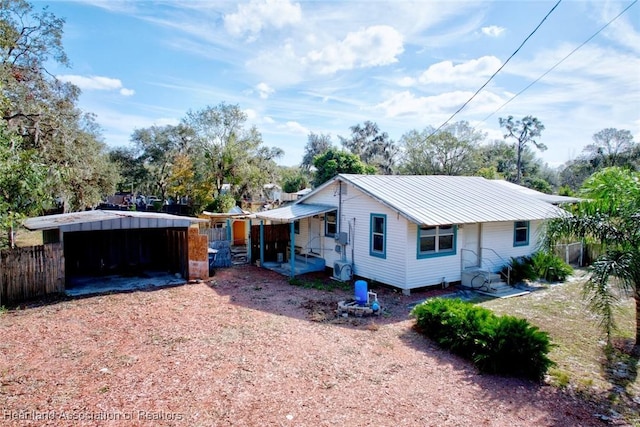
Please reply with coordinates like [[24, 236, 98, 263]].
[[23, 210, 208, 295]]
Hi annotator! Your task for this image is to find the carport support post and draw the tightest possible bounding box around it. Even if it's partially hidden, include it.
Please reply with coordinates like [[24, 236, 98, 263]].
[[247, 219, 252, 262], [259, 220, 264, 267], [289, 221, 295, 278]]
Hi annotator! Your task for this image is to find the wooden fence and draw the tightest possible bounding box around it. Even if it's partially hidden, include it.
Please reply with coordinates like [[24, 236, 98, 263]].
[[0, 244, 65, 306], [200, 227, 228, 243]]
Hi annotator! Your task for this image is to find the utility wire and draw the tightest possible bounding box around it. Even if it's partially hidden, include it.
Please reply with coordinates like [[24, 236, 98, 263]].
[[481, 0, 638, 122], [426, 0, 562, 137]]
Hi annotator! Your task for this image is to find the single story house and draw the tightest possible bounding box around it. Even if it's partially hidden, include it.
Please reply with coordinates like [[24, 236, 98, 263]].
[[252, 174, 573, 294]]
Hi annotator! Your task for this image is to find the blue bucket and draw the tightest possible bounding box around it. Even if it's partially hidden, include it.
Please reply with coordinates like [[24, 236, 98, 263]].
[[355, 280, 368, 306]]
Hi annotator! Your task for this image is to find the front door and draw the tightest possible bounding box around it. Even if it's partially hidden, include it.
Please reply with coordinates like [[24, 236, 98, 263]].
[[462, 223, 480, 268], [232, 220, 246, 246], [308, 217, 322, 255]]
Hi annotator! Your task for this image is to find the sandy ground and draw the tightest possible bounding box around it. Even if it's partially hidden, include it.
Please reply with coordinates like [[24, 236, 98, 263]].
[[0, 265, 608, 426]]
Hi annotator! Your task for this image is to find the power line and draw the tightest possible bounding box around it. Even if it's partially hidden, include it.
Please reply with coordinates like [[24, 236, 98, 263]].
[[426, 0, 562, 137], [481, 0, 638, 123]]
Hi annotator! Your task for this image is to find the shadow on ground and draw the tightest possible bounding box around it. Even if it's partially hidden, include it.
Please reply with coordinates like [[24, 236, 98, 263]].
[[204, 264, 462, 327]]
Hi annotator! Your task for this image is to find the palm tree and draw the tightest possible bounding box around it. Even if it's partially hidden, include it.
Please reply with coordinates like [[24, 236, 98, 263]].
[[546, 167, 640, 352]]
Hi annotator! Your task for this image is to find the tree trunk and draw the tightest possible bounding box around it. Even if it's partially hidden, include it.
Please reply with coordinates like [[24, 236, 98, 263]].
[[635, 291, 640, 355], [516, 143, 522, 184]]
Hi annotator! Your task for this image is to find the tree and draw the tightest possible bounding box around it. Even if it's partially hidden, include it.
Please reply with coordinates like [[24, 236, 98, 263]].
[[499, 115, 546, 184], [301, 132, 332, 171], [339, 121, 398, 174], [109, 147, 150, 194], [0, 119, 49, 248], [584, 128, 635, 168], [184, 103, 265, 197], [399, 121, 483, 175], [131, 124, 193, 203], [231, 145, 283, 201], [2, 0, 118, 212], [282, 172, 308, 193], [312, 148, 375, 187], [546, 167, 640, 351]]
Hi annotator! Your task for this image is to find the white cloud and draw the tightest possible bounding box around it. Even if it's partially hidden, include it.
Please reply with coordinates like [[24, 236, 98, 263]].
[[481, 25, 505, 37], [119, 88, 135, 96], [224, 0, 302, 38], [375, 90, 505, 119], [57, 75, 135, 96], [418, 56, 502, 86], [256, 82, 275, 99], [280, 121, 308, 134], [306, 25, 404, 74], [396, 76, 416, 87]]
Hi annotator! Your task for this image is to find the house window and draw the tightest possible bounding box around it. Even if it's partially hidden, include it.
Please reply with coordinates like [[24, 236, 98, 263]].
[[514, 221, 530, 246], [417, 225, 456, 258], [293, 220, 300, 234], [370, 214, 386, 258], [325, 211, 337, 237]]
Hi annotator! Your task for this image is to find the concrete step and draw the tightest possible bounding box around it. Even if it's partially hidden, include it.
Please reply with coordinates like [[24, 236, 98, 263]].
[[476, 281, 530, 298]]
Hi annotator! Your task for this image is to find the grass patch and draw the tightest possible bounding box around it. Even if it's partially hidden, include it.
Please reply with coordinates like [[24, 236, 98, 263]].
[[288, 277, 351, 292], [478, 271, 639, 422]]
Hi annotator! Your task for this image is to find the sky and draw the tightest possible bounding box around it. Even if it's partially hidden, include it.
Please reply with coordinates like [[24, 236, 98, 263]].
[[36, 0, 640, 168]]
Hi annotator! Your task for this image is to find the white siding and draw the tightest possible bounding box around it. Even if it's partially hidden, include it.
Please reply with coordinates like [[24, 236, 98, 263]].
[[481, 220, 542, 271], [404, 223, 463, 289], [306, 181, 409, 288], [303, 180, 550, 291]]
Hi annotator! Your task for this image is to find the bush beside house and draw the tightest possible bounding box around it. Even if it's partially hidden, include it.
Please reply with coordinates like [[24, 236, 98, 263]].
[[411, 297, 554, 381]]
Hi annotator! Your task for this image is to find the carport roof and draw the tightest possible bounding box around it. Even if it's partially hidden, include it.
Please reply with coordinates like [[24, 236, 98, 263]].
[[253, 204, 336, 223], [23, 210, 206, 231]]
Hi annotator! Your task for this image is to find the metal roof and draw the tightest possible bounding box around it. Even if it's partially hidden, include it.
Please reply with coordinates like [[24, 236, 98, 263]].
[[23, 210, 206, 231], [253, 204, 336, 223], [491, 180, 582, 205], [331, 174, 567, 226]]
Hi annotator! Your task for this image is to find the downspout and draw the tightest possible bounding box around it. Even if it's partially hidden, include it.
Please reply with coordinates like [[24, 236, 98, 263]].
[[290, 221, 295, 278], [338, 181, 344, 262], [351, 218, 355, 268], [338, 181, 342, 237]]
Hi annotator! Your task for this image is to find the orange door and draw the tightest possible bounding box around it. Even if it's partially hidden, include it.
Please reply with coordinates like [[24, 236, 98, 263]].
[[232, 220, 246, 246]]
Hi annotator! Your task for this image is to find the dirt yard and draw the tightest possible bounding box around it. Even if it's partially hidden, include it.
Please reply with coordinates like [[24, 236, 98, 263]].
[[0, 265, 607, 426]]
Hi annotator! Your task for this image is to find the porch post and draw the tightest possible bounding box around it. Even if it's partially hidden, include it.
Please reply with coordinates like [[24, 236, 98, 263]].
[[259, 220, 264, 267], [226, 219, 231, 242], [290, 221, 295, 277], [247, 218, 252, 263]]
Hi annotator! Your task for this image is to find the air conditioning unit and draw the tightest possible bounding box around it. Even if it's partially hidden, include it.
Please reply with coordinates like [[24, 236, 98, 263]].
[[333, 261, 353, 281]]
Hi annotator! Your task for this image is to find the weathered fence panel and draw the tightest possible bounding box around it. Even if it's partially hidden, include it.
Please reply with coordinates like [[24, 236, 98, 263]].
[[554, 242, 583, 266], [250, 223, 290, 264], [201, 227, 227, 243], [0, 244, 65, 306]]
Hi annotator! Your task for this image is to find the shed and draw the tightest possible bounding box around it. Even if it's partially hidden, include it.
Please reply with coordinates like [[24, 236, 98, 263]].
[[23, 210, 208, 295]]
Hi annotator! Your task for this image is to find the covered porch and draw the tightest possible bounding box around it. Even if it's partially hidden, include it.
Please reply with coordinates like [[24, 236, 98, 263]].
[[252, 203, 336, 277]]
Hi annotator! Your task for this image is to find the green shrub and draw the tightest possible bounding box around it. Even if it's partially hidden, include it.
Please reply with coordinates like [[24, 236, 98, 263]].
[[473, 315, 554, 381], [502, 256, 536, 285], [411, 297, 554, 381], [531, 251, 573, 282]]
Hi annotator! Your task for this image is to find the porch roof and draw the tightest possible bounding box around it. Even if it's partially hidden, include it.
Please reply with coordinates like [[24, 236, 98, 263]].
[[253, 203, 336, 223]]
